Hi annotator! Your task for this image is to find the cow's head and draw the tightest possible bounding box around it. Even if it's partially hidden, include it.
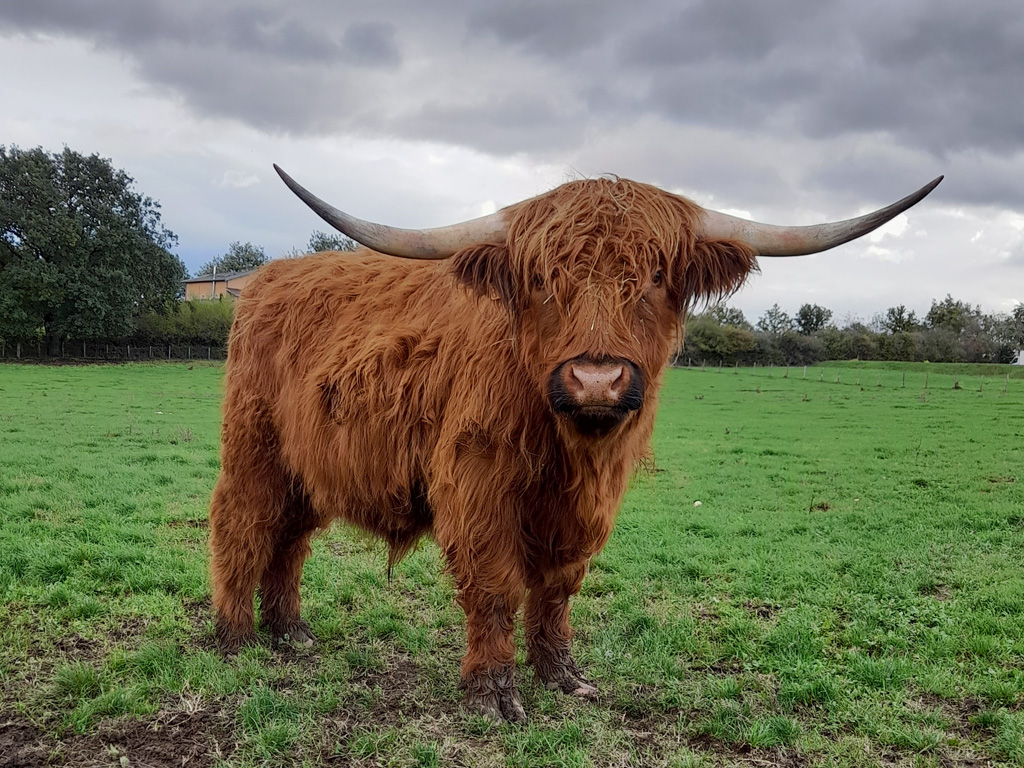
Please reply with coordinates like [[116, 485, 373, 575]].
[[274, 166, 941, 440]]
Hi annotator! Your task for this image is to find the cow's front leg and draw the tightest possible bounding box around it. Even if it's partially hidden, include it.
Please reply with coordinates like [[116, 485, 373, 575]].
[[525, 563, 597, 697], [456, 580, 527, 722]]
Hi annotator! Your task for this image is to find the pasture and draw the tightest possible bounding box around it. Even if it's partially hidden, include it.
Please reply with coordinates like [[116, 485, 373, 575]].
[[1, 361, 1023, 767]]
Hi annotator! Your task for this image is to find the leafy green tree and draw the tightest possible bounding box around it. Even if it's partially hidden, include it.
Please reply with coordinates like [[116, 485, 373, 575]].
[[196, 241, 268, 277], [307, 230, 357, 253], [794, 303, 833, 335], [0, 145, 185, 353], [1007, 304, 1024, 349], [705, 304, 751, 329], [683, 315, 756, 362], [756, 303, 794, 336], [925, 295, 980, 334], [879, 305, 919, 334]]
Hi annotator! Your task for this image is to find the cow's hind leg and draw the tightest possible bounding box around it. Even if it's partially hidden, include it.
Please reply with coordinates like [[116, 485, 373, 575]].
[[209, 409, 289, 653], [259, 491, 319, 647], [525, 563, 597, 697]]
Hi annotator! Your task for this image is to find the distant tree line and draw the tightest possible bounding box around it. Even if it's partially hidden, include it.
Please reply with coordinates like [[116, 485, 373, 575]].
[[0, 144, 356, 356], [3, 144, 1020, 363], [682, 298, 1024, 366]]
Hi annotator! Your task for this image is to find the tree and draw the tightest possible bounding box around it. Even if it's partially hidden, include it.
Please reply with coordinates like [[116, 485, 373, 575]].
[[756, 304, 794, 336], [794, 303, 833, 335], [197, 241, 268, 277], [0, 145, 185, 353], [925, 295, 980, 334], [307, 230, 357, 253], [879, 305, 919, 334], [704, 304, 751, 329], [1007, 304, 1024, 349]]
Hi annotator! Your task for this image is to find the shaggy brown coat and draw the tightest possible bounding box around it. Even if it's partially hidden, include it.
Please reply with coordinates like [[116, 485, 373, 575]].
[[209, 177, 757, 720]]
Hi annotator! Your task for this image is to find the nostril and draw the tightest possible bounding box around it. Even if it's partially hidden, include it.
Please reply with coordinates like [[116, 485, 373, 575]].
[[609, 366, 627, 396]]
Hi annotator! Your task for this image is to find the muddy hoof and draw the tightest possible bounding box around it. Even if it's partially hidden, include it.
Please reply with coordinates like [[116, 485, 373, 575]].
[[215, 621, 256, 656], [544, 675, 598, 697], [532, 648, 598, 697], [462, 665, 526, 724], [266, 619, 316, 648]]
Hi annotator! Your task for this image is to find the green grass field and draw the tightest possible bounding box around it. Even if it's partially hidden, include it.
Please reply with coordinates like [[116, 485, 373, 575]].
[[1, 361, 1023, 767]]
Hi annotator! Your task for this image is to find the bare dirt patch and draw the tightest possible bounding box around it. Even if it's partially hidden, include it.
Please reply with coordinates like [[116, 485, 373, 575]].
[[1, 707, 237, 768], [743, 600, 779, 620], [686, 734, 811, 768], [0, 717, 48, 768]]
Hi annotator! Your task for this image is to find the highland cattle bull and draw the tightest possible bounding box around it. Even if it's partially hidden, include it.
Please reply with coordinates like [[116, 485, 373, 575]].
[[209, 167, 941, 721]]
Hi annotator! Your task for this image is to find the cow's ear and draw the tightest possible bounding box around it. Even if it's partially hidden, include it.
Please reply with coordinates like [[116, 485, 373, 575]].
[[676, 238, 759, 312], [451, 243, 519, 307]]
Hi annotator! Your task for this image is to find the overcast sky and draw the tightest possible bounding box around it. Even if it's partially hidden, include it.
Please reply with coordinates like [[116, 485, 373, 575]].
[[1, 0, 1022, 321]]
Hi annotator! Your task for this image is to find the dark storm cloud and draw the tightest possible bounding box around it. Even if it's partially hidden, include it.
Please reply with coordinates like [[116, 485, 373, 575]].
[[0, 0, 349, 63], [618, 0, 1024, 156], [466, 0, 621, 59], [339, 22, 400, 67], [1, 0, 1023, 208]]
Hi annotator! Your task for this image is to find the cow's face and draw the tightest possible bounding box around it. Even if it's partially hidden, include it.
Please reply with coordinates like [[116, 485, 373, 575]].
[[453, 179, 757, 439]]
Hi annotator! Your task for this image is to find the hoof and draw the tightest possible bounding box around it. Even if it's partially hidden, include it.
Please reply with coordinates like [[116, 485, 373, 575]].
[[266, 619, 316, 648], [462, 665, 526, 724], [545, 677, 599, 697], [215, 620, 256, 656], [532, 648, 598, 698]]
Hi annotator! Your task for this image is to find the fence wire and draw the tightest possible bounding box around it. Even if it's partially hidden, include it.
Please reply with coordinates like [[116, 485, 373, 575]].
[[0, 341, 227, 362]]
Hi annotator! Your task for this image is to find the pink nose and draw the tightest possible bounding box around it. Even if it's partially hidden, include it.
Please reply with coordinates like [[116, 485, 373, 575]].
[[564, 362, 628, 406]]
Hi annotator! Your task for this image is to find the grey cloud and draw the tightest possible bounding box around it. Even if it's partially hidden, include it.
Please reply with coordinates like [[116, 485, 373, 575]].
[[466, 0, 621, 58], [408, 91, 587, 155], [1, 0, 1024, 211], [0, 0, 349, 63], [618, 0, 1024, 158], [339, 22, 400, 67]]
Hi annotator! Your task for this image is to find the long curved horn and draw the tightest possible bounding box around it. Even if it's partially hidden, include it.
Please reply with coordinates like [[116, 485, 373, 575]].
[[274, 165, 507, 259], [699, 177, 943, 257]]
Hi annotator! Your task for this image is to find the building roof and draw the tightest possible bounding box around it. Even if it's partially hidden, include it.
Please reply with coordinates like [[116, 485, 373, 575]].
[[183, 269, 256, 284]]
